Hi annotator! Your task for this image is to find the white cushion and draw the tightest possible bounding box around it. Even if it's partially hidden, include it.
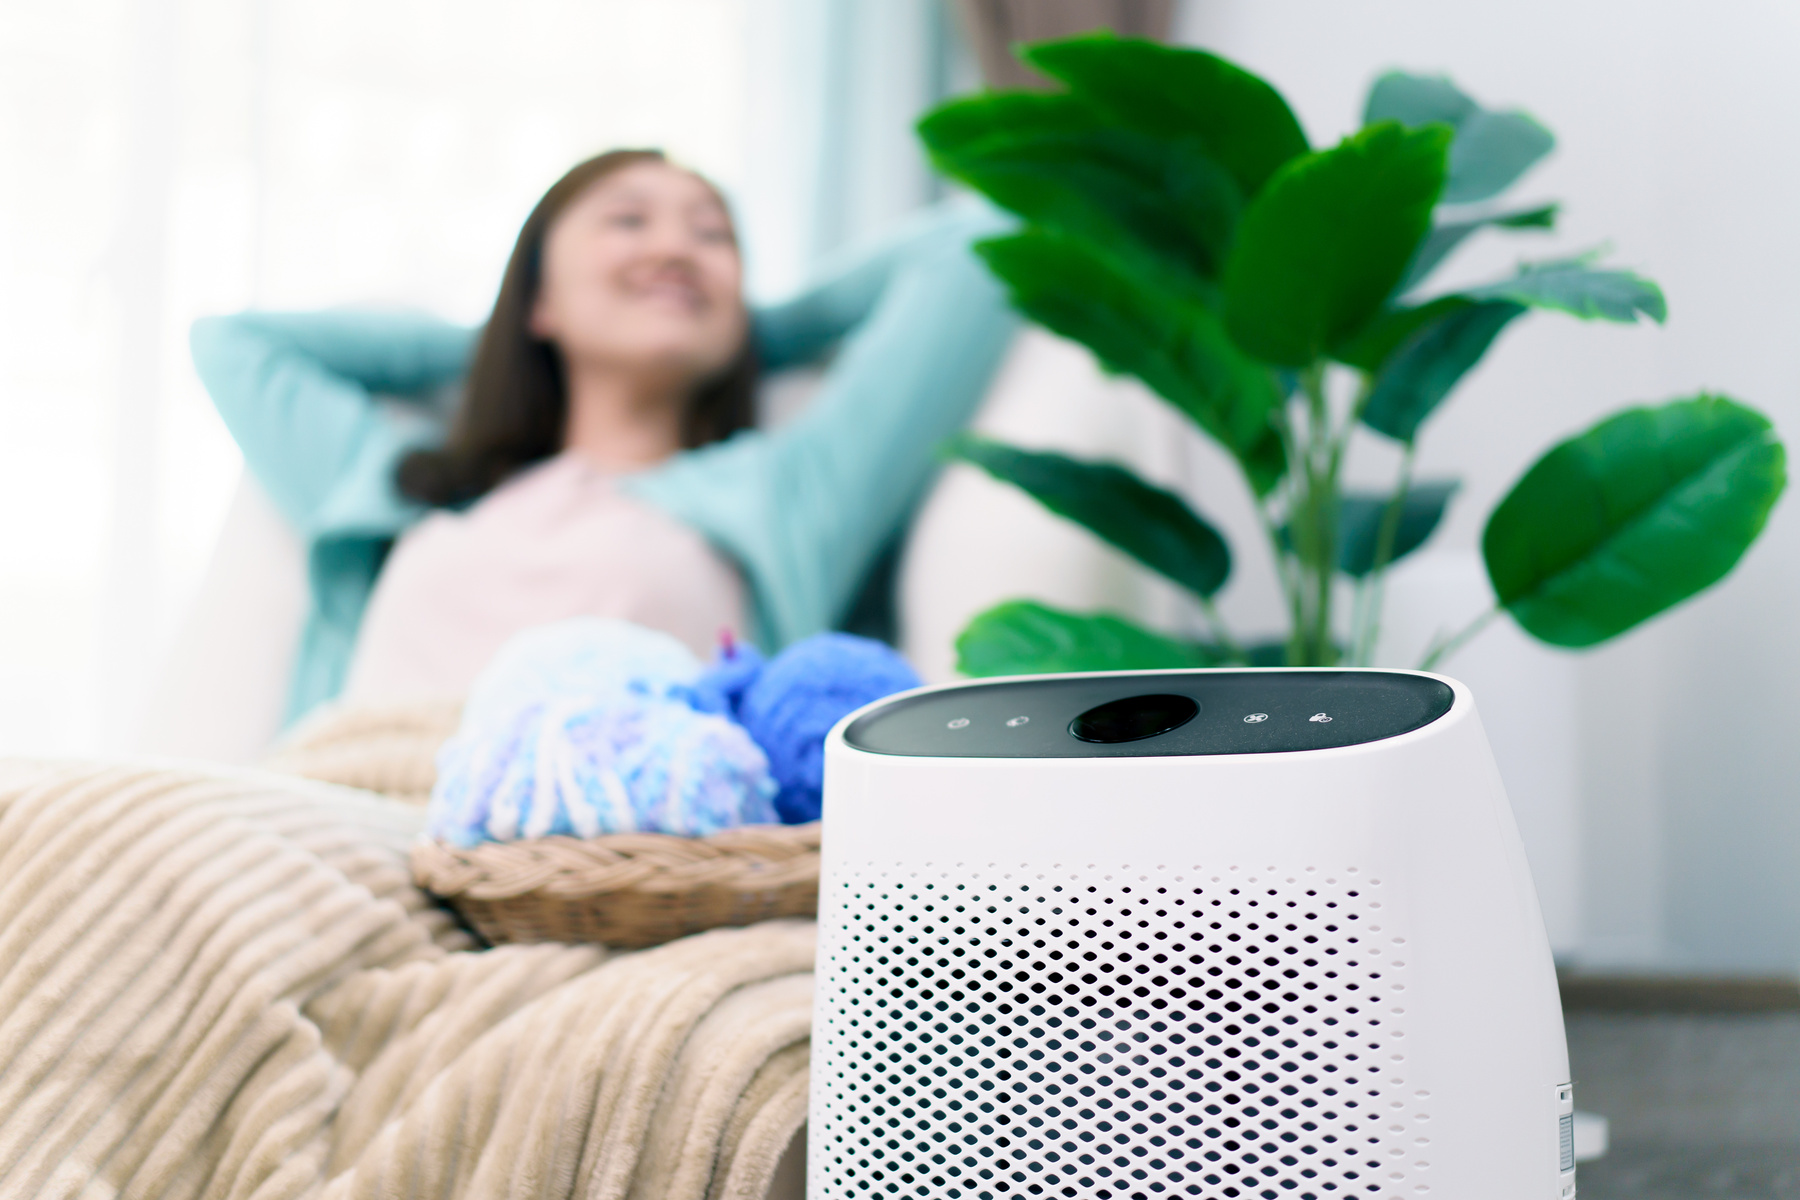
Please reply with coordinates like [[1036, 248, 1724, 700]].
[[135, 476, 306, 763]]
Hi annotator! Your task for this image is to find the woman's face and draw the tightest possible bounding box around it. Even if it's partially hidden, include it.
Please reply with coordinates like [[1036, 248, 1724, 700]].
[[529, 160, 746, 387]]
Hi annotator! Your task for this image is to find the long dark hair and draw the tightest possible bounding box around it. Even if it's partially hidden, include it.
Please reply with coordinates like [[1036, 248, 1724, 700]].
[[397, 149, 758, 507]]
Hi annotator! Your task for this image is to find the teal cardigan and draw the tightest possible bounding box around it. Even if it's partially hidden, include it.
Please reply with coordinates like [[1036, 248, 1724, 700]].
[[190, 204, 1018, 722]]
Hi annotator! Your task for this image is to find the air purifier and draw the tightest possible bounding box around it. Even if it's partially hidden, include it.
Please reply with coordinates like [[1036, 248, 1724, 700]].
[[811, 668, 1573, 1200]]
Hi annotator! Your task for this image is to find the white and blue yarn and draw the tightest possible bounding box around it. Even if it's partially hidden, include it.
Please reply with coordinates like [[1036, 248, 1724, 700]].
[[427, 618, 778, 848], [456, 617, 705, 733]]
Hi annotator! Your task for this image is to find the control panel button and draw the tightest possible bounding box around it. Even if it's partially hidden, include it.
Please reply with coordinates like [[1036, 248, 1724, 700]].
[[1243, 712, 1268, 723], [1309, 712, 1333, 723]]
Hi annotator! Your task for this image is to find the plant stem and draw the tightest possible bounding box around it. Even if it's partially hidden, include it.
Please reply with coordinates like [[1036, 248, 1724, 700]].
[[1298, 364, 1339, 664], [1347, 576, 1371, 664], [1265, 403, 1309, 665], [1418, 606, 1500, 672], [1326, 374, 1374, 497], [1353, 440, 1417, 664], [1196, 595, 1248, 664]]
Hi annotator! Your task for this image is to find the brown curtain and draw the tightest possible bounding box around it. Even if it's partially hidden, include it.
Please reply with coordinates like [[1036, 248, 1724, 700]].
[[951, 0, 1177, 89]]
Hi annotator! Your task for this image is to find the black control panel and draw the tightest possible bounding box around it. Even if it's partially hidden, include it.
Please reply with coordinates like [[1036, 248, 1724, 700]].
[[843, 670, 1455, 758]]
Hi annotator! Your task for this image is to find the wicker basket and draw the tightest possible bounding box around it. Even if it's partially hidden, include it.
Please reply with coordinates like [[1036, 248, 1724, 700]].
[[410, 821, 821, 948]]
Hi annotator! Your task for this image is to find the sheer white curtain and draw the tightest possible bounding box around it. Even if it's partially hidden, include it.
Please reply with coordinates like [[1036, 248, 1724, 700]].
[[0, 0, 954, 756], [739, 0, 965, 299]]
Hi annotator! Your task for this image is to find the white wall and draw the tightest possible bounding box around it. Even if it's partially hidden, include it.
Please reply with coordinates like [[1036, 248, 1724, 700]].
[[1174, 0, 1800, 972]]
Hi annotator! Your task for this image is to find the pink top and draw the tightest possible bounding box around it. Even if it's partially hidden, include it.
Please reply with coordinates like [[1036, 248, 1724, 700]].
[[343, 451, 747, 704]]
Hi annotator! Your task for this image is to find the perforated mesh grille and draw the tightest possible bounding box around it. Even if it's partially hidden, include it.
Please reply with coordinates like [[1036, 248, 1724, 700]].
[[814, 863, 1430, 1199]]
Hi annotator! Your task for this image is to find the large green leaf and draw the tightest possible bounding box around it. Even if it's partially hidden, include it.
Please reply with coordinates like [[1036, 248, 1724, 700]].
[[918, 91, 1241, 279], [1222, 122, 1451, 366], [1337, 481, 1459, 576], [1352, 254, 1663, 443], [1364, 71, 1555, 205], [1361, 299, 1527, 441], [1363, 71, 1476, 127], [977, 230, 1286, 493], [1023, 33, 1309, 200], [1277, 480, 1459, 576], [956, 600, 1215, 677], [951, 436, 1232, 598], [1464, 258, 1667, 323], [1332, 295, 1469, 372], [1483, 395, 1786, 646], [1400, 202, 1558, 293], [1447, 111, 1557, 205]]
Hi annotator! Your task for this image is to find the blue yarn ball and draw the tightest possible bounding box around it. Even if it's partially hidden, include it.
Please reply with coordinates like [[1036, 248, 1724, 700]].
[[687, 641, 767, 718], [734, 633, 921, 824]]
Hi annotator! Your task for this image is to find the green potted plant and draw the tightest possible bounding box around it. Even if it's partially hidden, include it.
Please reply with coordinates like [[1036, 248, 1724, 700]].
[[918, 33, 1786, 674]]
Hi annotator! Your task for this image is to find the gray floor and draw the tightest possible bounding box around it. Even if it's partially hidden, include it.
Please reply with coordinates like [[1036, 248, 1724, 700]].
[[1568, 1013, 1800, 1199]]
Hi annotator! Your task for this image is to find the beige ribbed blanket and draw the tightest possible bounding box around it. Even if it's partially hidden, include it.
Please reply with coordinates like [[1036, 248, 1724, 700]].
[[0, 759, 812, 1199]]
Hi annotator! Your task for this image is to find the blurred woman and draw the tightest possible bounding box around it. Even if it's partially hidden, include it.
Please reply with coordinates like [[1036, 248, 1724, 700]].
[[192, 150, 1015, 719]]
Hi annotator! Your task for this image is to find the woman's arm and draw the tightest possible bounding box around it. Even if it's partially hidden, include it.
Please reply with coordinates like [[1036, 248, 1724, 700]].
[[190, 310, 476, 533], [750, 205, 999, 371], [626, 203, 1019, 646]]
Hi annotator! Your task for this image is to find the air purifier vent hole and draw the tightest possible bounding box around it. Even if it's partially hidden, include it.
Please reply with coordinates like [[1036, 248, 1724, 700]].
[[815, 866, 1426, 1199]]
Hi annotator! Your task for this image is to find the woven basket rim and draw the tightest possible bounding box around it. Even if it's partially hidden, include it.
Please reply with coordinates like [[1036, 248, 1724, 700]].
[[412, 821, 821, 903]]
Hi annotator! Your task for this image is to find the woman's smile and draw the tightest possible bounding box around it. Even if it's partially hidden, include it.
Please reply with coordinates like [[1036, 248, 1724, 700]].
[[620, 265, 710, 314]]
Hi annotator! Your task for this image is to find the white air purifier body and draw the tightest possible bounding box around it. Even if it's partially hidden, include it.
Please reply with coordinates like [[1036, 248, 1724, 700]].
[[811, 668, 1573, 1200]]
